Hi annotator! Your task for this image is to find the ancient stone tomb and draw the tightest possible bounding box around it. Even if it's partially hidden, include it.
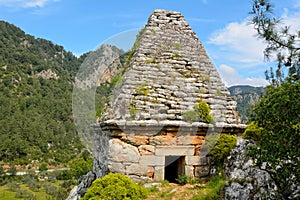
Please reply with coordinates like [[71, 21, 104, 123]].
[[92, 9, 246, 182]]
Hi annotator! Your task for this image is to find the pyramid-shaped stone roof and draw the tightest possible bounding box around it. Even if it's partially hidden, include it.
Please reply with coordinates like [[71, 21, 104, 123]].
[[100, 9, 245, 131]]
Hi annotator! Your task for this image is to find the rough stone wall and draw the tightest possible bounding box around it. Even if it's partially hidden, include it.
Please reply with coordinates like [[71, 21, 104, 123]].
[[102, 9, 240, 125], [94, 123, 222, 182]]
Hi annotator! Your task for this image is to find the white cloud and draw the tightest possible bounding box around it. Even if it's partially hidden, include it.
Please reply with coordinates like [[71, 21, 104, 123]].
[[208, 19, 266, 67], [209, 2, 300, 87], [24, 0, 47, 7], [219, 64, 268, 87], [0, 0, 58, 8]]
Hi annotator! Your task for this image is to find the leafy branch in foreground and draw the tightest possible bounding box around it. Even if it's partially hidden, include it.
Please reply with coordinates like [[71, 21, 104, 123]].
[[247, 82, 300, 198], [250, 0, 300, 84]]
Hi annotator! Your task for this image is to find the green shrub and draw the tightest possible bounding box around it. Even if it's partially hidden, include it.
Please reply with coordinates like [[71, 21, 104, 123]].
[[183, 100, 215, 123], [82, 173, 148, 200], [175, 174, 189, 185], [207, 134, 237, 162], [183, 110, 199, 123], [69, 157, 93, 179], [242, 121, 262, 141], [38, 163, 48, 171]]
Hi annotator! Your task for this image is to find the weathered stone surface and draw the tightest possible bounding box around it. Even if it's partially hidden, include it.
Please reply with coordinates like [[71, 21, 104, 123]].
[[66, 186, 79, 200], [154, 166, 165, 181], [149, 133, 176, 145], [185, 156, 207, 165], [126, 163, 150, 176], [156, 146, 194, 156], [177, 135, 204, 145], [140, 155, 165, 166], [138, 145, 155, 155], [194, 166, 210, 177], [109, 139, 140, 163], [108, 161, 125, 174], [185, 165, 194, 177], [221, 139, 283, 200], [121, 135, 149, 146]]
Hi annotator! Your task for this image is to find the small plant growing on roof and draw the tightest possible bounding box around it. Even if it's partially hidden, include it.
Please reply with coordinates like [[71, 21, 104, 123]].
[[183, 100, 215, 123], [174, 43, 181, 50], [136, 82, 150, 96]]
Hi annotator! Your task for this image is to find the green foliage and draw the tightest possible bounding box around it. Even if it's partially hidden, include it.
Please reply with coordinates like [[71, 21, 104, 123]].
[[207, 134, 237, 162], [250, 0, 300, 84], [130, 106, 137, 118], [38, 163, 48, 171], [183, 100, 215, 123], [175, 174, 189, 185], [8, 165, 17, 176], [248, 82, 300, 197], [0, 21, 83, 165], [191, 176, 226, 200], [183, 110, 199, 123], [242, 121, 262, 141], [69, 157, 93, 179], [174, 43, 181, 50], [82, 173, 148, 200], [136, 82, 149, 96]]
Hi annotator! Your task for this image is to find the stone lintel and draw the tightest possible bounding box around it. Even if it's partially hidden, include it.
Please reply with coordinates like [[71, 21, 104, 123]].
[[140, 155, 165, 166], [156, 146, 194, 156], [93, 121, 247, 137]]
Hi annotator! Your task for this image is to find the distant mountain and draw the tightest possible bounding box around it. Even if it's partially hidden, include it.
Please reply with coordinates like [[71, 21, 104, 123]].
[[0, 20, 83, 165], [229, 85, 265, 124]]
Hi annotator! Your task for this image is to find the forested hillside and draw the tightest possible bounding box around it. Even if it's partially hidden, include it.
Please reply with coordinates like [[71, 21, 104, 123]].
[[0, 21, 84, 166]]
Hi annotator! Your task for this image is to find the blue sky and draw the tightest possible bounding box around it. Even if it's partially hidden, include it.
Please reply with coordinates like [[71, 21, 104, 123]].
[[1, 0, 300, 86]]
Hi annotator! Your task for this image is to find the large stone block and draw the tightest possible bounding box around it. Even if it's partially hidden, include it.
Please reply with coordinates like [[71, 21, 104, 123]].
[[155, 146, 194, 156], [121, 135, 149, 146], [108, 161, 125, 174], [185, 156, 208, 165], [195, 166, 210, 177], [154, 166, 164, 181], [109, 139, 140, 163], [138, 145, 155, 155], [140, 155, 165, 166], [185, 165, 194, 177], [126, 163, 151, 176], [149, 133, 176, 145], [177, 136, 204, 145]]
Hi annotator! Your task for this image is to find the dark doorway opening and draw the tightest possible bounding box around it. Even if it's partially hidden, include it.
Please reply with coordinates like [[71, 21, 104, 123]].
[[164, 156, 185, 183]]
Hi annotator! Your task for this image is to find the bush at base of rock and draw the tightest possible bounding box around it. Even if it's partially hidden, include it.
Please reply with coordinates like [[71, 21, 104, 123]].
[[82, 173, 148, 200], [207, 134, 237, 162]]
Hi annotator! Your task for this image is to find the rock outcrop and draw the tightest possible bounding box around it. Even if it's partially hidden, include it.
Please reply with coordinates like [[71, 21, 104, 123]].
[[221, 138, 283, 200]]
